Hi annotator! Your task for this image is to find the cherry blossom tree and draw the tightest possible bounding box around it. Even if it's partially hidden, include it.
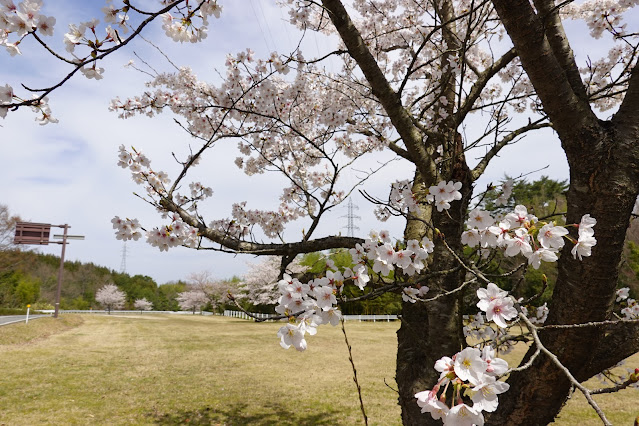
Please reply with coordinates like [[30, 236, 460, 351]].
[[95, 283, 126, 314], [240, 256, 308, 307], [134, 297, 153, 312], [187, 270, 238, 309], [0, 204, 21, 251], [0, 204, 22, 274], [176, 289, 208, 314], [3, 0, 639, 424]]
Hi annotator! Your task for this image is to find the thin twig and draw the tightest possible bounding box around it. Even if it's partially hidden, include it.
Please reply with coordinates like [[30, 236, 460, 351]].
[[383, 378, 399, 394], [504, 345, 541, 374], [591, 376, 638, 395], [341, 318, 368, 426], [537, 318, 639, 330], [520, 313, 612, 425]]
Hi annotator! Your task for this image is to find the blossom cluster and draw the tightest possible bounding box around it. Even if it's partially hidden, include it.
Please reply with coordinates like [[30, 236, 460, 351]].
[[112, 212, 199, 251], [275, 230, 436, 350], [521, 302, 549, 325], [415, 346, 510, 425], [161, 0, 222, 43], [616, 287, 639, 319], [117, 144, 172, 196], [427, 180, 463, 212], [494, 179, 514, 207], [0, 0, 55, 57], [208, 201, 299, 239], [111, 216, 142, 241], [414, 283, 520, 424], [375, 179, 462, 221], [0, 82, 57, 123], [464, 291, 548, 348], [563, 0, 639, 39], [145, 215, 199, 251], [276, 273, 343, 351], [476, 283, 517, 328], [350, 229, 435, 281], [461, 205, 597, 269]]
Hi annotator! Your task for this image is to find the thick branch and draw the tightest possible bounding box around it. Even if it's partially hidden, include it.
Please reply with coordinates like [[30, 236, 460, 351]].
[[320, 0, 436, 183], [532, 0, 589, 102], [160, 198, 363, 256], [490, 0, 598, 138]]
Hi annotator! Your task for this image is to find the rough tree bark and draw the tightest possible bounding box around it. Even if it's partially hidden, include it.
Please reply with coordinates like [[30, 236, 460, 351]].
[[397, 138, 474, 425], [487, 1, 639, 424]]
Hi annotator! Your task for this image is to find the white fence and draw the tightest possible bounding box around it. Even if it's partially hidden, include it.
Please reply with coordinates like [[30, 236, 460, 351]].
[[37, 309, 398, 322], [222, 310, 398, 322], [343, 314, 398, 322]]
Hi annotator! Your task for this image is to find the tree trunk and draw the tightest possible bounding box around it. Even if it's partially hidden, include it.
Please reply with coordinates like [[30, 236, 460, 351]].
[[486, 1, 639, 422], [396, 147, 473, 425], [486, 89, 639, 426]]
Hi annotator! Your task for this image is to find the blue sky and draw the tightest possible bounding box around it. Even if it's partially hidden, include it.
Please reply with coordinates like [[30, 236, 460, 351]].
[[1, 1, 624, 284]]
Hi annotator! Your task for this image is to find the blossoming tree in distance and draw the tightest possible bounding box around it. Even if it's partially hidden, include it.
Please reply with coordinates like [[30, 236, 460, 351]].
[[95, 283, 126, 314], [3, 0, 639, 424], [134, 297, 153, 312]]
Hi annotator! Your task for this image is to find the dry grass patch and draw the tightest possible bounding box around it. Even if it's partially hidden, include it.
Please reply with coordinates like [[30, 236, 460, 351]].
[[0, 314, 637, 425], [0, 315, 401, 426], [0, 315, 83, 346]]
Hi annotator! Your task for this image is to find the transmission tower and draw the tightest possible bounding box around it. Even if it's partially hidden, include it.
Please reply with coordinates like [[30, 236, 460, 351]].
[[120, 242, 128, 273], [341, 198, 361, 237]]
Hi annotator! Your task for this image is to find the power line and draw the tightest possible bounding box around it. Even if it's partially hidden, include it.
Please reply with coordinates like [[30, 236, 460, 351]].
[[250, 0, 275, 53]]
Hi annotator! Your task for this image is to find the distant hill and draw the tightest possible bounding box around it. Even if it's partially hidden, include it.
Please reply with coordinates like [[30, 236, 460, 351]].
[[0, 250, 187, 310]]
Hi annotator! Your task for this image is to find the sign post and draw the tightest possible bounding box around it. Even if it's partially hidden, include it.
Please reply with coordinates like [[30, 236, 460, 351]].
[[54, 224, 68, 319], [14, 222, 84, 319], [25, 304, 31, 324]]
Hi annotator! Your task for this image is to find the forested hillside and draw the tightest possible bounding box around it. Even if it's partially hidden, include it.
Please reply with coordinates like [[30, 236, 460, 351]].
[[0, 249, 187, 310]]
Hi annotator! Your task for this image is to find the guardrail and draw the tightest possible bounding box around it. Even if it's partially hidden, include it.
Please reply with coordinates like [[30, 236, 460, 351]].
[[222, 310, 398, 322]]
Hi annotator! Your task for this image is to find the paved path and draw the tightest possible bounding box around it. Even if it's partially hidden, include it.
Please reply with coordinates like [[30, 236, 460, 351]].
[[0, 315, 49, 327]]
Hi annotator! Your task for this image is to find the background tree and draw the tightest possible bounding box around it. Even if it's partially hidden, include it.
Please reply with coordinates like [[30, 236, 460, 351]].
[[0, 204, 21, 250], [134, 297, 153, 312], [186, 271, 240, 311], [95, 283, 126, 314], [0, 204, 23, 275], [176, 290, 208, 314], [154, 281, 187, 311], [239, 257, 307, 311]]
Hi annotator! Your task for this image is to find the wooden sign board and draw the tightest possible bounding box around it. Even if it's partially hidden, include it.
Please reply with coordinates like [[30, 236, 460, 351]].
[[14, 222, 51, 245]]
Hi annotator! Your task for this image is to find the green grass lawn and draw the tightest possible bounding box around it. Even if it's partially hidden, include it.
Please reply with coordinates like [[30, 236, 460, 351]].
[[0, 314, 637, 425]]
